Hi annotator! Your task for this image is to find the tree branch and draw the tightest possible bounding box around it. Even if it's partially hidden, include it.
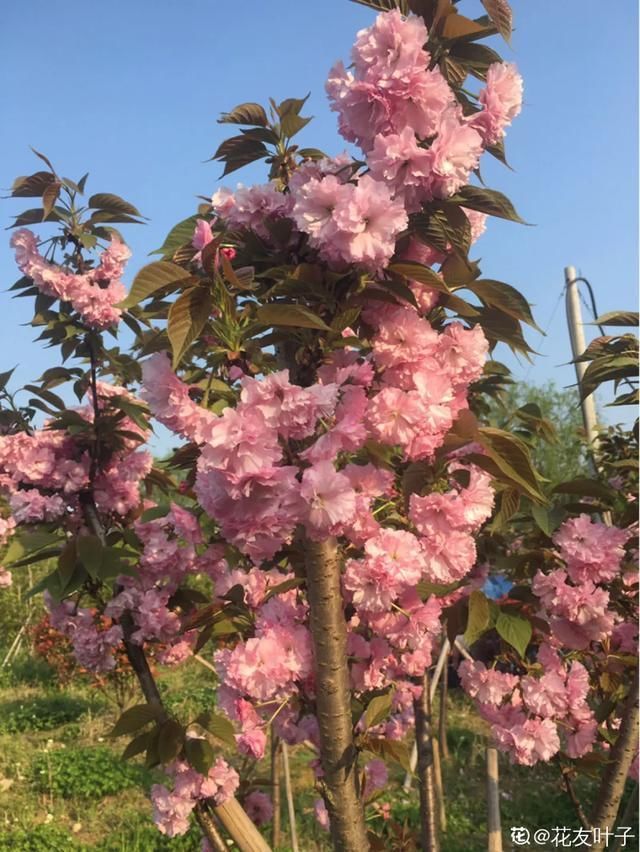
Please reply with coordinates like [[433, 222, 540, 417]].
[[414, 669, 440, 852]]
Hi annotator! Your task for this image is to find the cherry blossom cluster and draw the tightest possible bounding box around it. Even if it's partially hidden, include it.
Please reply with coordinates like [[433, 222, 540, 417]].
[[459, 515, 635, 766], [11, 229, 131, 329], [0, 383, 152, 589], [459, 645, 597, 766], [533, 515, 631, 650], [151, 757, 239, 838], [208, 11, 521, 273]]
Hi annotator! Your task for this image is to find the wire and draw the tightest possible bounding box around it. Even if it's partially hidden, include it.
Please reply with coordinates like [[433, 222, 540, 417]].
[[523, 288, 564, 381]]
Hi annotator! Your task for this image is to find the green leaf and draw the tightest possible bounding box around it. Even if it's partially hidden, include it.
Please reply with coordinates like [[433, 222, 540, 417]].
[[122, 731, 154, 761], [481, 0, 512, 42], [109, 704, 162, 738], [76, 535, 105, 578], [413, 203, 472, 256], [263, 577, 304, 602], [167, 286, 213, 368], [362, 691, 394, 731], [9, 208, 58, 228], [42, 181, 62, 219], [552, 477, 617, 503], [360, 735, 412, 772], [151, 215, 201, 257], [121, 261, 192, 308], [496, 612, 531, 658], [0, 367, 16, 392], [256, 303, 330, 331], [451, 186, 526, 223], [195, 712, 236, 748], [476, 426, 546, 504], [440, 254, 480, 288], [593, 311, 639, 327], [219, 102, 268, 127], [441, 11, 491, 40], [213, 135, 269, 177], [280, 113, 312, 139], [297, 148, 328, 161], [185, 737, 214, 775], [531, 503, 553, 536], [467, 279, 540, 330], [4, 530, 62, 566], [158, 719, 185, 764], [387, 262, 451, 293], [88, 193, 142, 218], [464, 590, 491, 647], [11, 171, 57, 198]]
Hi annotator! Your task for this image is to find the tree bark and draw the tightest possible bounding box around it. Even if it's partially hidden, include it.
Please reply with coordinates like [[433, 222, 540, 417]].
[[304, 537, 370, 852], [195, 803, 228, 852], [414, 670, 440, 852], [591, 670, 639, 852]]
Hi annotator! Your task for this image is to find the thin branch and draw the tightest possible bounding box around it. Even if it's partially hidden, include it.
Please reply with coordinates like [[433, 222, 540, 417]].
[[560, 765, 591, 830]]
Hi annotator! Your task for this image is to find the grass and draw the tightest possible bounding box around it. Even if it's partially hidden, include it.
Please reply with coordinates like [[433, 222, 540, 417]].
[[0, 652, 633, 851]]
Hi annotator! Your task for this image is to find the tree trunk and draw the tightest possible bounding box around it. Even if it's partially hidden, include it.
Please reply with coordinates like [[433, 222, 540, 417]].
[[591, 670, 639, 852], [304, 537, 370, 852], [414, 670, 440, 852]]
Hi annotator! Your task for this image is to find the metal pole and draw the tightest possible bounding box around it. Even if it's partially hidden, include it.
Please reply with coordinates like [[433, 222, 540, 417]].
[[564, 266, 601, 454]]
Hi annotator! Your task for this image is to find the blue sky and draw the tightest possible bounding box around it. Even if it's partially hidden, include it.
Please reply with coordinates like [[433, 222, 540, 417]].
[[1, 0, 637, 434]]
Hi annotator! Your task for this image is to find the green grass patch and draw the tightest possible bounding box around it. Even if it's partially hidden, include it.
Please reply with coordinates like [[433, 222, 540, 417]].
[[0, 694, 98, 734], [30, 746, 152, 799]]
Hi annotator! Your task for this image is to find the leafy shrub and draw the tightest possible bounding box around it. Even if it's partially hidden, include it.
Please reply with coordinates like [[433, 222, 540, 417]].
[[31, 746, 151, 799], [0, 824, 84, 851], [30, 615, 138, 709], [0, 655, 56, 689], [0, 694, 96, 733], [162, 682, 217, 717]]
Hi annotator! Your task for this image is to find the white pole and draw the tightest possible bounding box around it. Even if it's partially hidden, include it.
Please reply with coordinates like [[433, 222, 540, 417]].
[[564, 266, 601, 454]]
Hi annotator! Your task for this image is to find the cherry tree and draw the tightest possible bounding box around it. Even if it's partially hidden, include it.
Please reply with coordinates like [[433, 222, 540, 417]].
[[1, 2, 637, 851]]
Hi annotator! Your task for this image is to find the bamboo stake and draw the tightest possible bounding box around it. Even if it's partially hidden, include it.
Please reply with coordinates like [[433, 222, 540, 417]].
[[486, 747, 502, 852], [281, 742, 299, 852], [270, 734, 282, 849]]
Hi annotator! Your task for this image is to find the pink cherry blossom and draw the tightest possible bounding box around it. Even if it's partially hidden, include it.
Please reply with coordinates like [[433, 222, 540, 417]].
[[471, 62, 523, 145], [300, 461, 357, 539]]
